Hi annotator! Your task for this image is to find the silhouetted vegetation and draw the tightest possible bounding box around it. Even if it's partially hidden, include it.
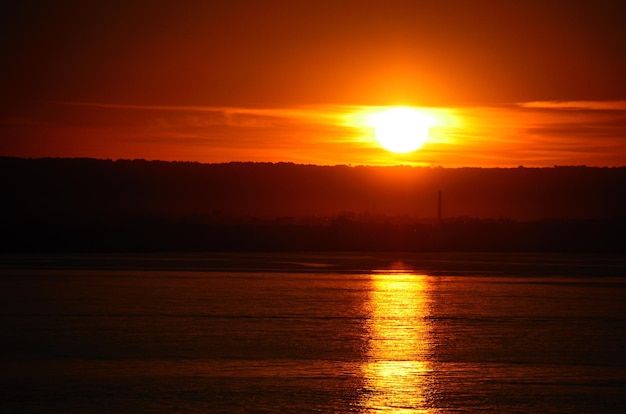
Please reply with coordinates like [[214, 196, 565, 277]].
[[1, 157, 625, 252]]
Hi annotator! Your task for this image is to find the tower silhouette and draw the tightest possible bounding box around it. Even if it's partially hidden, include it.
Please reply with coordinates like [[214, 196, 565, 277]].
[[438, 190, 442, 224]]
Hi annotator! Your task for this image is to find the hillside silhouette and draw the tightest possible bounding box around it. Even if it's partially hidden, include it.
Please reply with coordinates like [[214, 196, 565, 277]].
[[2, 157, 625, 252]]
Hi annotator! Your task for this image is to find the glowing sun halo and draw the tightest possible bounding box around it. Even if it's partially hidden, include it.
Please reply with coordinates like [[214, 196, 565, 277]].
[[371, 107, 432, 153]]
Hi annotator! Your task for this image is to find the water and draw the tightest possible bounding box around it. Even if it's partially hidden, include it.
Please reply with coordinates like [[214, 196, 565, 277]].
[[1, 253, 625, 413]]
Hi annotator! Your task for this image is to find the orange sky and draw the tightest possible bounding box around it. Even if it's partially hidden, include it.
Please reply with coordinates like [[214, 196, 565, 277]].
[[1, 1, 625, 166]]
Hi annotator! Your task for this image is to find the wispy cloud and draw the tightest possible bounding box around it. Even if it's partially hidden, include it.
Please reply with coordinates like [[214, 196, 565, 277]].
[[45, 100, 355, 126], [519, 100, 626, 111], [26, 101, 387, 164], [2, 100, 625, 166]]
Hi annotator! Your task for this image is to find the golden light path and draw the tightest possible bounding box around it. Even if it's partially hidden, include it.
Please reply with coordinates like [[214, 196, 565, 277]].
[[360, 267, 434, 413]]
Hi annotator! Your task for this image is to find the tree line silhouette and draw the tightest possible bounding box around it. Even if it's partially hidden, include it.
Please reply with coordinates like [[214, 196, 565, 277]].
[[1, 157, 625, 252]]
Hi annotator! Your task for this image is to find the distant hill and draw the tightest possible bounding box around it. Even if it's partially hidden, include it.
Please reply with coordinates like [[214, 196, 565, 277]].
[[3, 157, 626, 219], [1, 157, 625, 252]]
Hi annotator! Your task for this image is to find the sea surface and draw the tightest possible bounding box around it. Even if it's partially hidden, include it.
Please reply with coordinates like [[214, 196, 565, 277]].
[[1, 252, 625, 413]]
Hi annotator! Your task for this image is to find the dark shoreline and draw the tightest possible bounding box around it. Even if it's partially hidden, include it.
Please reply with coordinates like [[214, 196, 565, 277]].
[[2, 252, 626, 277], [2, 157, 625, 253], [3, 215, 625, 253]]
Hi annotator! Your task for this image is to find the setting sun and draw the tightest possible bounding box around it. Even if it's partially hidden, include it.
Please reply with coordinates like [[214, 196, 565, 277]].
[[371, 107, 433, 153]]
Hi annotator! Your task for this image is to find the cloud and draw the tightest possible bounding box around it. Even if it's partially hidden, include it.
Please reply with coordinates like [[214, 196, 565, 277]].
[[518, 100, 626, 111], [5, 100, 625, 166], [43, 100, 363, 138], [421, 102, 626, 167], [28, 101, 381, 164]]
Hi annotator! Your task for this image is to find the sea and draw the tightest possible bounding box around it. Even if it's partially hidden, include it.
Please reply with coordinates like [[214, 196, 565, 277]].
[[1, 252, 625, 413]]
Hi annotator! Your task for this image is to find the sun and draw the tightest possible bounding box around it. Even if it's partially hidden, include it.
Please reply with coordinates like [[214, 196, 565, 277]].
[[371, 107, 432, 153]]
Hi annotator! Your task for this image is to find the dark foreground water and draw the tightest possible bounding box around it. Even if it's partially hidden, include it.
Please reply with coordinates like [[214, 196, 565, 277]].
[[1, 253, 625, 413]]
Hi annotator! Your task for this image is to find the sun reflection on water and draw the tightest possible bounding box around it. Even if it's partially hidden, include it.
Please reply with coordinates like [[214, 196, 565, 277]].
[[360, 266, 434, 413]]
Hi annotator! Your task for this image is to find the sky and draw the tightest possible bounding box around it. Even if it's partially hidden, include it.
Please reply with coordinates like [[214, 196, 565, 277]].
[[1, 0, 625, 166]]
